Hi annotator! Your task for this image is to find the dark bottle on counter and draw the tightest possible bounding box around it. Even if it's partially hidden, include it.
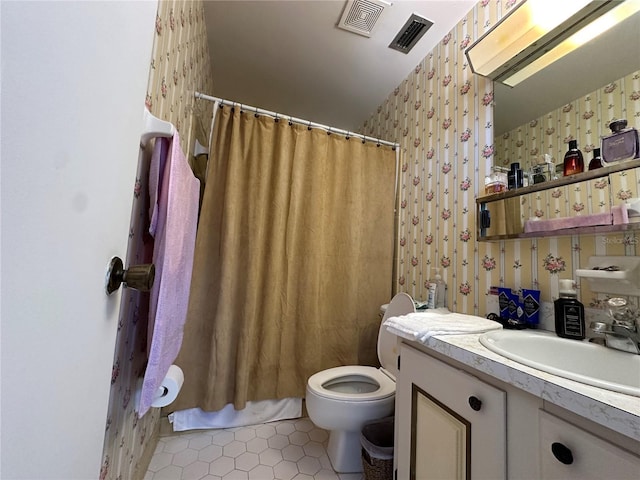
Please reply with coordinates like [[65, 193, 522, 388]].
[[588, 147, 603, 170], [563, 139, 584, 176], [554, 279, 585, 340]]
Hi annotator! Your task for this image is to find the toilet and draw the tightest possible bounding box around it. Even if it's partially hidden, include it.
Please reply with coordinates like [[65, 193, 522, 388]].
[[305, 292, 415, 473]]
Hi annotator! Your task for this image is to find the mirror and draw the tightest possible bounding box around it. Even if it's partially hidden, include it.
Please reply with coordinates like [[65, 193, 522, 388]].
[[493, 8, 640, 170]]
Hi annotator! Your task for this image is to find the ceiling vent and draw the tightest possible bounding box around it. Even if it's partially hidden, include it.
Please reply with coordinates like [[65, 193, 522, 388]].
[[389, 13, 433, 53], [337, 0, 391, 38]]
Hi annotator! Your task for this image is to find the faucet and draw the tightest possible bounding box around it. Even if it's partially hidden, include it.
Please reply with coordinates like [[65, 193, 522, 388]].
[[589, 297, 640, 354], [589, 321, 640, 354]]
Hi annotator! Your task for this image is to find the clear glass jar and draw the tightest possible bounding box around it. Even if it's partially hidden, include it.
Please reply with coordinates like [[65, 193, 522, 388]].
[[484, 165, 508, 194], [607, 297, 638, 327]]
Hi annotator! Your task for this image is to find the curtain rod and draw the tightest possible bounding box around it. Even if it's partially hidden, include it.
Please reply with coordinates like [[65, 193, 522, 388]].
[[194, 91, 398, 149]]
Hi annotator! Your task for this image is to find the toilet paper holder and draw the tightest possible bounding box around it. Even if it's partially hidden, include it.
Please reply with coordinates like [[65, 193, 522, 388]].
[[105, 256, 155, 295]]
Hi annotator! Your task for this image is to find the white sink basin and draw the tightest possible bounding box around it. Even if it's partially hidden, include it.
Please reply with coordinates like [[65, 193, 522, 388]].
[[479, 330, 640, 397]]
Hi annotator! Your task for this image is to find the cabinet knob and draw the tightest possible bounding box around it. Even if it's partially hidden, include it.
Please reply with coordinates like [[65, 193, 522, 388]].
[[551, 442, 574, 465], [468, 395, 482, 411]]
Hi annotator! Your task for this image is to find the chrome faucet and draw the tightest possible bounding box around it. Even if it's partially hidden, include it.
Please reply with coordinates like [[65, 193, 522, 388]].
[[590, 321, 640, 354], [589, 297, 640, 354]]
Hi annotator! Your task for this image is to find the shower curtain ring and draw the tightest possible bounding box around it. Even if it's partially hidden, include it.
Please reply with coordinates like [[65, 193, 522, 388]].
[[346, 131, 351, 140], [308, 122, 312, 131], [362, 135, 367, 144], [255, 107, 259, 118], [289, 116, 293, 126], [275, 113, 279, 123], [327, 127, 332, 136]]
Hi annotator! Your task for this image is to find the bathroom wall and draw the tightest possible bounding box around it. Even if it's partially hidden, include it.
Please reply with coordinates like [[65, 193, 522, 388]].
[[100, 1, 214, 479], [363, 0, 640, 316]]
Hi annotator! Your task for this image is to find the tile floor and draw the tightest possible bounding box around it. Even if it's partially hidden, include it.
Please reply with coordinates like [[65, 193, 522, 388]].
[[144, 417, 364, 480]]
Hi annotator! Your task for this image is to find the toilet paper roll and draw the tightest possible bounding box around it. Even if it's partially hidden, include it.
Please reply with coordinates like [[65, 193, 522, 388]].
[[151, 365, 184, 408]]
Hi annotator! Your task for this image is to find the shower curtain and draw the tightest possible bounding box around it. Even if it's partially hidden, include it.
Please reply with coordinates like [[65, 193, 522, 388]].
[[173, 105, 397, 412]]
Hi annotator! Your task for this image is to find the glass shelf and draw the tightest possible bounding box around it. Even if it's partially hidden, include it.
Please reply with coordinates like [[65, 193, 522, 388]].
[[477, 159, 640, 241]]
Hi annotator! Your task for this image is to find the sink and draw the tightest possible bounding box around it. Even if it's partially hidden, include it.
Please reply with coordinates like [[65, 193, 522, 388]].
[[479, 329, 640, 397]]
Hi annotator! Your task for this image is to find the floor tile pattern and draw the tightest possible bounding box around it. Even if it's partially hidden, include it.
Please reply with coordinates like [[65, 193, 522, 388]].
[[144, 418, 364, 480]]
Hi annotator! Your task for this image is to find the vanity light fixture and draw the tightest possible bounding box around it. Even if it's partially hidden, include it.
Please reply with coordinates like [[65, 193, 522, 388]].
[[465, 0, 640, 87]]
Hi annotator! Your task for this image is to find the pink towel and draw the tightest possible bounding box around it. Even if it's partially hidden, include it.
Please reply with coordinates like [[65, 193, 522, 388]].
[[612, 204, 629, 225], [139, 132, 199, 416], [524, 212, 613, 233]]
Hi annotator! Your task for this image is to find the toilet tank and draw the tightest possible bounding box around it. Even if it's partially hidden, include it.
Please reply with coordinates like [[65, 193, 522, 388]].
[[377, 292, 415, 379]]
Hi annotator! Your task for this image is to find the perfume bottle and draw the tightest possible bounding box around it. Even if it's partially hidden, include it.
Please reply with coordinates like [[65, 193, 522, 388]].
[[563, 140, 584, 176], [601, 119, 640, 165], [588, 147, 603, 170], [508, 162, 523, 189]]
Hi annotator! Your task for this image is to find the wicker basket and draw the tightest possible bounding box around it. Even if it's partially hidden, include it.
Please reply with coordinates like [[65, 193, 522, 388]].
[[362, 448, 393, 480], [360, 416, 394, 480]]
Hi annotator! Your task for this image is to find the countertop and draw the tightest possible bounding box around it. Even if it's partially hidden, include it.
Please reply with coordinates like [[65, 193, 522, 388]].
[[401, 332, 640, 442]]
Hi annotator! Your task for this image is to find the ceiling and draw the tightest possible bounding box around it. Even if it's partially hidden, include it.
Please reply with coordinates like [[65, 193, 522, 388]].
[[203, 0, 476, 133]]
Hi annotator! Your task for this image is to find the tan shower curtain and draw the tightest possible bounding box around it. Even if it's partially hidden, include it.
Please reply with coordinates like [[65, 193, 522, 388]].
[[173, 106, 397, 412]]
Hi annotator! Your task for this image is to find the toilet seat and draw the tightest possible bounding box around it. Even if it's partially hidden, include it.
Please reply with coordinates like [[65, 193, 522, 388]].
[[307, 365, 395, 401]]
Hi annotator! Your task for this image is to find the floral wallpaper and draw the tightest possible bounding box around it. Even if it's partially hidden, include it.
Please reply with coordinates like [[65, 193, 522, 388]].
[[100, 1, 214, 479], [363, 0, 640, 318]]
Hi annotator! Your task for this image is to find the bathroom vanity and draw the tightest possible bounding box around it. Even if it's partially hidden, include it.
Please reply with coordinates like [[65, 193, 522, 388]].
[[393, 333, 640, 479]]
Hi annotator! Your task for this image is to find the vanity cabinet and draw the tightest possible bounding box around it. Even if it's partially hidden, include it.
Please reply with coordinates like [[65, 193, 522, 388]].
[[395, 343, 506, 479], [539, 411, 640, 479], [395, 340, 640, 480]]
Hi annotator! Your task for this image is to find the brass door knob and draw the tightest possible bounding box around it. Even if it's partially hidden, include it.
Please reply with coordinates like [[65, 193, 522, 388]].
[[105, 256, 155, 295]]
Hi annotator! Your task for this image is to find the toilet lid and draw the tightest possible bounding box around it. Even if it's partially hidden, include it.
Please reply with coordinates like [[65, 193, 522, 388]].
[[307, 365, 395, 401], [377, 292, 415, 378]]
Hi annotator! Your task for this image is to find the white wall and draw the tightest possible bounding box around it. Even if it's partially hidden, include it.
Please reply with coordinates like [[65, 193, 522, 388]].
[[1, 1, 157, 478]]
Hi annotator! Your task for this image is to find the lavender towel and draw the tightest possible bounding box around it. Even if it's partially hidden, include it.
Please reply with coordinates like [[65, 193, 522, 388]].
[[139, 132, 200, 416], [612, 204, 629, 225], [384, 310, 502, 343], [524, 212, 612, 233]]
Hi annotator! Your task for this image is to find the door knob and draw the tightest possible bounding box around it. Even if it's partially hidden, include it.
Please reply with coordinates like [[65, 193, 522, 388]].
[[105, 256, 155, 295]]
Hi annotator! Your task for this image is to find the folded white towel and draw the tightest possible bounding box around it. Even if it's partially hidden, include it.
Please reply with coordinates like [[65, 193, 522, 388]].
[[384, 310, 502, 343]]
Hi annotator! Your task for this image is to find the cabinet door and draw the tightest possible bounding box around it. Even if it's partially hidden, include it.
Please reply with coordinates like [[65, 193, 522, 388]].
[[539, 410, 640, 479], [395, 344, 506, 480]]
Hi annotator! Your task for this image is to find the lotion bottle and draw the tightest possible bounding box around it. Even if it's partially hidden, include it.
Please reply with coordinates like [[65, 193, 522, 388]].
[[433, 268, 447, 308], [554, 279, 585, 340]]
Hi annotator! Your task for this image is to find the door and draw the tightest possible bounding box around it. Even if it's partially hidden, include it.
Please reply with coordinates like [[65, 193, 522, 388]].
[[1, 2, 157, 478]]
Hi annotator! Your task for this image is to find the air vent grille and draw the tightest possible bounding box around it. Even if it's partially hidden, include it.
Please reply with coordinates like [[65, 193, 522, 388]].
[[389, 14, 434, 53], [337, 0, 390, 38]]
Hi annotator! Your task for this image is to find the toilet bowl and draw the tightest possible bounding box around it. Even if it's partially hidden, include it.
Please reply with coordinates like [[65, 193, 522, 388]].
[[305, 292, 415, 473]]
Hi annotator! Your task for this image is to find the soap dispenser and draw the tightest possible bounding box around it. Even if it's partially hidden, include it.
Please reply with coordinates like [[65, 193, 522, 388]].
[[554, 279, 585, 340]]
